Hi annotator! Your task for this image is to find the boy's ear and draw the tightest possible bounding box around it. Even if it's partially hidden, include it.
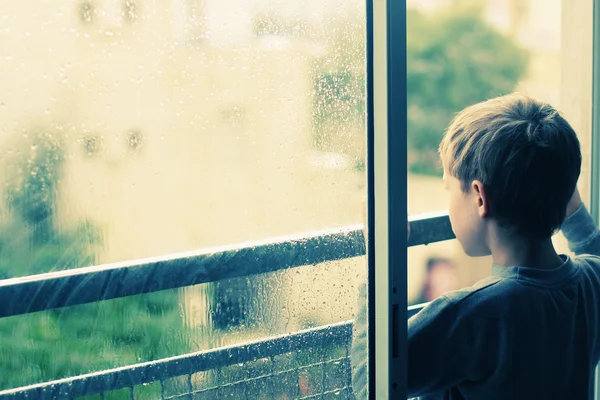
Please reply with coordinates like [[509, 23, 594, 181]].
[[471, 180, 489, 217]]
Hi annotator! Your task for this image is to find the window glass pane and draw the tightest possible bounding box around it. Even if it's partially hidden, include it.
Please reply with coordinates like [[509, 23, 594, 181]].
[[0, 0, 365, 277], [0, 0, 368, 395], [407, 0, 571, 293]]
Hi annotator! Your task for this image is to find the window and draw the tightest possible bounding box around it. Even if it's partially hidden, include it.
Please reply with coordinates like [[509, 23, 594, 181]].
[[2, 0, 595, 397], [405, 0, 597, 396], [0, 0, 368, 396]]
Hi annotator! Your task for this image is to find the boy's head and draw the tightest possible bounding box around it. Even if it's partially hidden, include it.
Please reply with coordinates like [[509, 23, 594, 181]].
[[439, 93, 581, 257]]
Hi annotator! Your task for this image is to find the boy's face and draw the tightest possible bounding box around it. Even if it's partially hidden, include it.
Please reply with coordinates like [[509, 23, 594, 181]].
[[443, 168, 490, 257]]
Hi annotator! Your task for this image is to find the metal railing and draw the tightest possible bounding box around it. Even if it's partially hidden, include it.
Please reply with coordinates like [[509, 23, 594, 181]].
[[0, 212, 455, 399], [0, 322, 353, 399]]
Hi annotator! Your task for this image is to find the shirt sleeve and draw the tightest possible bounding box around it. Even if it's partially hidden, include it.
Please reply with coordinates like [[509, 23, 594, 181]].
[[561, 204, 600, 256], [407, 294, 494, 397]]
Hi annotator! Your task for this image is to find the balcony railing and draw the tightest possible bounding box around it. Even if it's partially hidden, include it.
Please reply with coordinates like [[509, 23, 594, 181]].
[[0, 212, 454, 399], [1, 321, 353, 399]]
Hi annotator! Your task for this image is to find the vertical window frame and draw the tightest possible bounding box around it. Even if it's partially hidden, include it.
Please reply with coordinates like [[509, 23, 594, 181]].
[[371, 0, 408, 398], [591, 0, 600, 397]]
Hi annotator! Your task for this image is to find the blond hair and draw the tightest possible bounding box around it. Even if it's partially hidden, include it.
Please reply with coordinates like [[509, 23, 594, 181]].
[[439, 93, 581, 239]]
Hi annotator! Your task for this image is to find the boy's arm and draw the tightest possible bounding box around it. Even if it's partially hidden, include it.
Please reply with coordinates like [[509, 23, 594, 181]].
[[562, 189, 600, 256], [408, 297, 483, 397]]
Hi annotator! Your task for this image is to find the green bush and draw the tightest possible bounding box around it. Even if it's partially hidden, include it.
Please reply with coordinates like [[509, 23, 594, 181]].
[[312, 6, 528, 176], [0, 129, 192, 390], [407, 6, 528, 175]]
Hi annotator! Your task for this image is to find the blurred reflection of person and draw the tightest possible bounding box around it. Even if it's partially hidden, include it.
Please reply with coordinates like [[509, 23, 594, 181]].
[[414, 257, 459, 304]]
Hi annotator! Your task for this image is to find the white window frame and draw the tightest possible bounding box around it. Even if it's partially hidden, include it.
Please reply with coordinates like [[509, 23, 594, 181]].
[[372, 0, 408, 398]]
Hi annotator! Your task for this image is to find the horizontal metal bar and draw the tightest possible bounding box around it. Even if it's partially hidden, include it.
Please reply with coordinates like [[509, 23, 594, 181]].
[[408, 211, 454, 247], [0, 227, 365, 318], [0, 213, 452, 318], [299, 388, 351, 399], [173, 356, 350, 399], [0, 321, 353, 399], [407, 303, 427, 319]]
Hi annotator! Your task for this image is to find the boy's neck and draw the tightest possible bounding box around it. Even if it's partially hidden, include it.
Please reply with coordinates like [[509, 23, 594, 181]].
[[490, 234, 564, 270]]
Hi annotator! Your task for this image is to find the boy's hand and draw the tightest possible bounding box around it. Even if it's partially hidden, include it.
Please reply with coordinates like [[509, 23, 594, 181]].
[[566, 188, 582, 218]]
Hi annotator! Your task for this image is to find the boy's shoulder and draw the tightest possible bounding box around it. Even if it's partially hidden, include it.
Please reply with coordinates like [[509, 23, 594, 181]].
[[571, 253, 600, 280], [412, 255, 600, 326], [409, 275, 506, 327], [410, 271, 543, 327], [573, 253, 600, 266], [442, 275, 504, 306]]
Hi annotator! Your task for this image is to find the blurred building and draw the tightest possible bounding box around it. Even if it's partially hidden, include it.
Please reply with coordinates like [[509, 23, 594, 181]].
[[0, 0, 367, 339]]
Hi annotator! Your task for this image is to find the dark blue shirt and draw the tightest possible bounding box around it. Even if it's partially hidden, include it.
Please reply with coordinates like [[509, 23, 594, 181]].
[[408, 205, 600, 399], [351, 205, 600, 399]]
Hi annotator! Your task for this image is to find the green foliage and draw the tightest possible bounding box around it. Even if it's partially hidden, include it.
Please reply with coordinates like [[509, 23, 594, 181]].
[[0, 217, 100, 277], [6, 131, 63, 225], [0, 291, 189, 391], [0, 128, 330, 395], [4, 131, 64, 244], [0, 129, 191, 391], [0, 130, 99, 277], [312, 6, 528, 176], [406, 6, 528, 175]]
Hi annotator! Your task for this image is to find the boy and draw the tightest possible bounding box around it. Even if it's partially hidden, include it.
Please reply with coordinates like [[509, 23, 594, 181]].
[[408, 93, 600, 399], [351, 93, 600, 399]]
